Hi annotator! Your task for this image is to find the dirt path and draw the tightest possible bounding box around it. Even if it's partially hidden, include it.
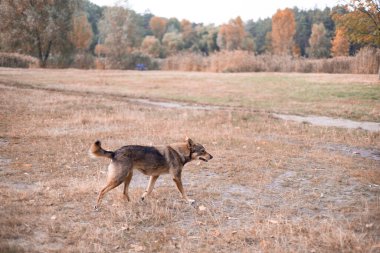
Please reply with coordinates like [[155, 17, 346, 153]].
[[1, 81, 379, 132]]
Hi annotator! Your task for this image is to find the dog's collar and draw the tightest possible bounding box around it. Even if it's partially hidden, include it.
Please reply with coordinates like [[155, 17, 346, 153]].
[[184, 149, 193, 164]]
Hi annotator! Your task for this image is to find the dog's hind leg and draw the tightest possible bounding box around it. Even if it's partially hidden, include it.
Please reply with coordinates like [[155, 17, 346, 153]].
[[123, 171, 133, 201], [141, 175, 159, 201], [95, 179, 124, 209]]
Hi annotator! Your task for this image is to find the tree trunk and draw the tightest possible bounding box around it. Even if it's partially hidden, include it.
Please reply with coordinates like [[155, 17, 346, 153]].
[[41, 40, 52, 68], [35, 29, 52, 68]]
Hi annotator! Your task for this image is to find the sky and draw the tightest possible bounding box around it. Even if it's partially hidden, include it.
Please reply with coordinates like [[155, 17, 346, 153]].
[[89, 0, 339, 25]]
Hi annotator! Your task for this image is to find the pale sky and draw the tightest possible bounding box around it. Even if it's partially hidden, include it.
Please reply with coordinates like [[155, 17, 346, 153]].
[[89, 0, 339, 25]]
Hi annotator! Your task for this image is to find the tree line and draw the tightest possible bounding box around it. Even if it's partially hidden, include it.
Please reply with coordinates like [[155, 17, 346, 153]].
[[0, 0, 378, 69]]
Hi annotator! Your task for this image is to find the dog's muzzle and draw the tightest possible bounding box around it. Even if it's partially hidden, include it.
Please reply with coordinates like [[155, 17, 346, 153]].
[[199, 154, 213, 162]]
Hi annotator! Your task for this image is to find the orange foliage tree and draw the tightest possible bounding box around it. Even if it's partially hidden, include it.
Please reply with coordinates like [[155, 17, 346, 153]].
[[333, 0, 380, 46], [331, 28, 350, 56], [181, 19, 196, 48], [70, 12, 93, 51], [333, 0, 380, 77], [149, 16, 168, 41], [271, 8, 296, 55], [217, 17, 247, 50]]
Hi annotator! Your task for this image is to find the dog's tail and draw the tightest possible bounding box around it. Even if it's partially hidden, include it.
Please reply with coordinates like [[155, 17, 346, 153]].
[[89, 140, 114, 159]]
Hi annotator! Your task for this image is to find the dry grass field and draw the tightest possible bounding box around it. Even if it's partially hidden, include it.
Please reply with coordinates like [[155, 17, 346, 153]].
[[0, 68, 379, 252]]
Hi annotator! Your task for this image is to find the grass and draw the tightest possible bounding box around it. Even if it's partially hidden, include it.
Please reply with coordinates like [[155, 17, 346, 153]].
[[0, 68, 379, 121], [0, 68, 379, 252]]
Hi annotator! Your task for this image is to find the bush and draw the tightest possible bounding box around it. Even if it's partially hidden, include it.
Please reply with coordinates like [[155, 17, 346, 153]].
[[46, 54, 74, 68], [104, 52, 160, 70], [352, 47, 380, 74], [71, 53, 95, 69], [0, 52, 39, 68], [161, 47, 380, 74]]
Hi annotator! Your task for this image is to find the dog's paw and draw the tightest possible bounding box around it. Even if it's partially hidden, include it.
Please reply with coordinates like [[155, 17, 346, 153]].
[[123, 194, 130, 202]]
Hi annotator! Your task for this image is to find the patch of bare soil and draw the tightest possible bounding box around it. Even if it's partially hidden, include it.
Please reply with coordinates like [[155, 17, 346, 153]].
[[273, 113, 380, 132]]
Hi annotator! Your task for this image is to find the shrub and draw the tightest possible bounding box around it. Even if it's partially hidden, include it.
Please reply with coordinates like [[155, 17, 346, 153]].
[[104, 52, 160, 70], [0, 52, 39, 68], [161, 47, 380, 74], [71, 53, 95, 69]]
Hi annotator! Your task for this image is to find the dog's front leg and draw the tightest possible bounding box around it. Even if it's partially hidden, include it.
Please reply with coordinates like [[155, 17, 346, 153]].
[[141, 175, 159, 201], [172, 176, 195, 204]]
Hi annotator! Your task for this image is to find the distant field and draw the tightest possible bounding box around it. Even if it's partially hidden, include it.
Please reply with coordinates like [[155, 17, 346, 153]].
[[0, 68, 379, 121], [0, 68, 379, 252]]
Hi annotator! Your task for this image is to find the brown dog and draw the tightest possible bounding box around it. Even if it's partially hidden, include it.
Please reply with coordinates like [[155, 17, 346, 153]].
[[90, 137, 213, 209]]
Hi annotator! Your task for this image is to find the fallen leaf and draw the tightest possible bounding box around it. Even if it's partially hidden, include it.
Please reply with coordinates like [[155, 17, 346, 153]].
[[130, 244, 145, 252], [199, 205, 207, 211]]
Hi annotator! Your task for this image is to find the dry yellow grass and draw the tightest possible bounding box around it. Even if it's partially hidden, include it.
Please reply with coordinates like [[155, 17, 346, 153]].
[[0, 69, 379, 252], [0, 68, 379, 121]]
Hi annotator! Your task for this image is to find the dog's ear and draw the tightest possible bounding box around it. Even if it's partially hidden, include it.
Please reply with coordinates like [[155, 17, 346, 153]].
[[185, 137, 195, 149]]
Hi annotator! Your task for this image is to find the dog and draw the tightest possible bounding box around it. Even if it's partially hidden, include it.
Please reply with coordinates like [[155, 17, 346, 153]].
[[89, 137, 213, 209]]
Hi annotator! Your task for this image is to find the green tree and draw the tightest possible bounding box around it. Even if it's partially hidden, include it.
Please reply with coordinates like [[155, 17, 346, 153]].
[[245, 18, 272, 54], [162, 32, 184, 55], [293, 8, 312, 56], [82, 0, 103, 53], [167, 18, 181, 33], [0, 0, 76, 67]]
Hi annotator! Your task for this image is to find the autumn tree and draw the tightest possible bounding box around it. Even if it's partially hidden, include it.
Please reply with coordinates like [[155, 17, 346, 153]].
[[98, 6, 139, 68], [333, 0, 380, 47], [331, 28, 350, 56], [0, 0, 75, 67], [70, 12, 93, 52], [181, 19, 197, 49], [149, 16, 168, 41], [217, 17, 247, 50], [271, 8, 296, 55], [307, 23, 331, 58], [162, 32, 184, 55], [141, 36, 161, 57], [333, 0, 380, 77]]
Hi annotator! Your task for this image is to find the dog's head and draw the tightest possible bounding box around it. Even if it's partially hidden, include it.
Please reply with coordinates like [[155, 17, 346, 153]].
[[186, 137, 213, 162]]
